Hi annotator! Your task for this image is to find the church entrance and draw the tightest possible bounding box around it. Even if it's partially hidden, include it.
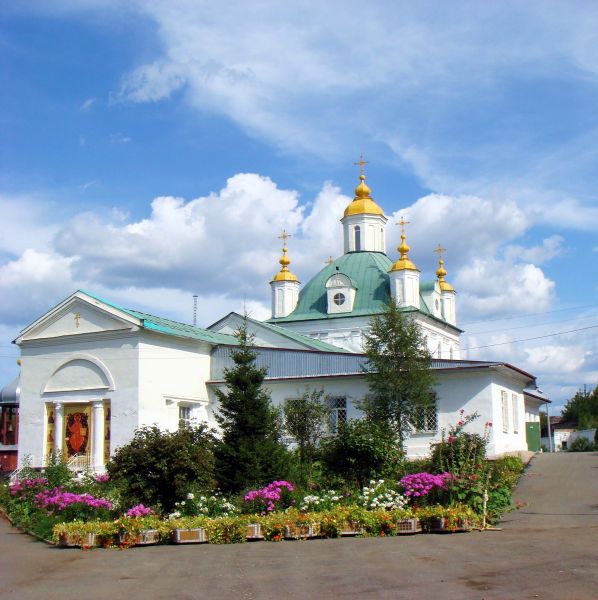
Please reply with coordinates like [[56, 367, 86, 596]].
[[64, 406, 90, 458]]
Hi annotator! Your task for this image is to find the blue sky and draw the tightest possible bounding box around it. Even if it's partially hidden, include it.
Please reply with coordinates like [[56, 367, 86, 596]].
[[1, 1, 597, 411]]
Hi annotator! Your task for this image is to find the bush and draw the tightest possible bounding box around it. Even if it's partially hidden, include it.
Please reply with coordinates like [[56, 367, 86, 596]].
[[430, 411, 489, 476], [320, 420, 402, 488], [569, 437, 594, 452], [107, 424, 217, 513]]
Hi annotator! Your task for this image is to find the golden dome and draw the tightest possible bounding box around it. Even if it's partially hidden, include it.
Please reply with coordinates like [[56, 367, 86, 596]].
[[271, 230, 299, 283], [389, 218, 419, 272], [343, 175, 385, 218], [435, 244, 455, 292]]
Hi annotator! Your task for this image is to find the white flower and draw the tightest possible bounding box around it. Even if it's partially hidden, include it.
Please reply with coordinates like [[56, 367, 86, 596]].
[[187, 493, 195, 500], [180, 500, 186, 506]]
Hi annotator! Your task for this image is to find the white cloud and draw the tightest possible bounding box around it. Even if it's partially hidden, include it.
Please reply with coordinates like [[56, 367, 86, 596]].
[[78, 97, 96, 112], [0, 249, 76, 324], [0, 194, 60, 255], [109, 132, 131, 144], [113, 61, 188, 104], [504, 235, 564, 265]]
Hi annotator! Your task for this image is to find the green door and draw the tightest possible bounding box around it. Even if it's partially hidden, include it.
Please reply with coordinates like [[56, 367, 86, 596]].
[[526, 422, 541, 452]]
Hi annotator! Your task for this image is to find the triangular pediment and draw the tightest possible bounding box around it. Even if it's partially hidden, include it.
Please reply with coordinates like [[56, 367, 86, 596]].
[[17, 291, 140, 343]]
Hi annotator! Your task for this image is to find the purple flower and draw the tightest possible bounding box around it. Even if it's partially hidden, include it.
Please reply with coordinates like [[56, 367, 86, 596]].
[[125, 504, 153, 518]]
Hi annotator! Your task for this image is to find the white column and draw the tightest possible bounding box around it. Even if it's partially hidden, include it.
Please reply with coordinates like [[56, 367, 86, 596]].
[[54, 402, 64, 458], [92, 401, 105, 471]]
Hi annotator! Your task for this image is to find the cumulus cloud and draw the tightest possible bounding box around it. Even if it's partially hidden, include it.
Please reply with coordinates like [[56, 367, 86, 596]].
[[0, 250, 76, 324]]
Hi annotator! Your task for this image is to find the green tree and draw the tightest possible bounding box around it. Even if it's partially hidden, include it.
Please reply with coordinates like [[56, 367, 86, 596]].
[[320, 419, 402, 488], [561, 385, 598, 430], [361, 298, 437, 448], [215, 321, 289, 492], [107, 424, 217, 512], [283, 388, 330, 483]]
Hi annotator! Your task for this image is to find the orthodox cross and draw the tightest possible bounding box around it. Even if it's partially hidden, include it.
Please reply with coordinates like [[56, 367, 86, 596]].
[[396, 216, 410, 234], [354, 154, 369, 176], [74, 313, 81, 328], [278, 229, 291, 246], [434, 243, 446, 261], [325, 256, 334, 265]]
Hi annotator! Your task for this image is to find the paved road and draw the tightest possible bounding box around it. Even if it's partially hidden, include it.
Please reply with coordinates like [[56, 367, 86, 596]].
[[1, 452, 597, 600]]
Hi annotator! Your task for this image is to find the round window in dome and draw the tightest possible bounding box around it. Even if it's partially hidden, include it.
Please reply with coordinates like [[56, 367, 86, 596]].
[[333, 292, 346, 306]]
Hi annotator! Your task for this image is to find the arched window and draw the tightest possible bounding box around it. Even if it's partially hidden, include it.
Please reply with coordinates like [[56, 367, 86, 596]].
[[354, 225, 361, 251]]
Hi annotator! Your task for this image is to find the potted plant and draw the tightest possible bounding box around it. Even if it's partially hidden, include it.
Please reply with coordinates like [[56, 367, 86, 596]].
[[170, 516, 209, 544]]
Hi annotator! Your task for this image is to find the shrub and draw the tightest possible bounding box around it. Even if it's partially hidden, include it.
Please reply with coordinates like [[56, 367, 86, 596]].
[[430, 411, 489, 477], [569, 437, 594, 452], [43, 451, 73, 489], [320, 419, 402, 488], [243, 480, 295, 514], [107, 424, 217, 513]]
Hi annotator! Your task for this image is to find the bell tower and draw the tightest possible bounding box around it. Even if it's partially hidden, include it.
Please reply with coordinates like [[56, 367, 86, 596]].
[[270, 230, 301, 319], [388, 217, 420, 309], [340, 156, 388, 254]]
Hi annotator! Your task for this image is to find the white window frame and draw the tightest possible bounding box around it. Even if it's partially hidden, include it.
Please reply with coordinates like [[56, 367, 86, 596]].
[[512, 393, 519, 433], [501, 390, 509, 433], [327, 396, 347, 434], [410, 402, 438, 434], [178, 405, 193, 429]]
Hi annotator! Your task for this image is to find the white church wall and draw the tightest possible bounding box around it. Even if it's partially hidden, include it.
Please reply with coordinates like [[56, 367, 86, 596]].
[[18, 333, 141, 468], [277, 315, 372, 353], [276, 312, 461, 358], [207, 368, 525, 459], [489, 376, 529, 456], [136, 332, 212, 434]]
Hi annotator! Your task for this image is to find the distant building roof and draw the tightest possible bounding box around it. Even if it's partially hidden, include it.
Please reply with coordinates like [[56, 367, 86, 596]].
[[0, 376, 20, 405]]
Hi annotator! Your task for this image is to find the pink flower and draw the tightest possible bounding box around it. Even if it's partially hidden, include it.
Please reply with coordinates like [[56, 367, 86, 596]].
[[125, 504, 152, 518]]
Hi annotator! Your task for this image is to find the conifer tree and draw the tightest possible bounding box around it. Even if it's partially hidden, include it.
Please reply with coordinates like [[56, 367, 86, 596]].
[[215, 320, 289, 492], [361, 299, 436, 449]]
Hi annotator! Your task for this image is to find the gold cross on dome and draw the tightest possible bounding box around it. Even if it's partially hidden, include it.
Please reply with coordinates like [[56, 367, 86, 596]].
[[354, 154, 369, 176], [325, 256, 334, 265], [74, 313, 81, 328], [434, 243, 446, 260], [278, 229, 291, 244], [396, 216, 410, 234]]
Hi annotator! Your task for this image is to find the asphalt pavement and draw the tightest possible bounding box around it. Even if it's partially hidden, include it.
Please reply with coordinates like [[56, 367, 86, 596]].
[[1, 452, 597, 600]]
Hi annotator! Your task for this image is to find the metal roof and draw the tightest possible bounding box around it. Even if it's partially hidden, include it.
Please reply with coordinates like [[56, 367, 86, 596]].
[[267, 251, 453, 328], [0, 376, 20, 405]]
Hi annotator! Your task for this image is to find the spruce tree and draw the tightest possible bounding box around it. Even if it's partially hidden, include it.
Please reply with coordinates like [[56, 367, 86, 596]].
[[361, 299, 437, 449], [215, 320, 289, 492]]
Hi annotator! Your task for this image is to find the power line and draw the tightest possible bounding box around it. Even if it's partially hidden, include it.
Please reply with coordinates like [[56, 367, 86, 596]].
[[462, 323, 598, 351], [460, 303, 598, 326], [464, 312, 598, 336]]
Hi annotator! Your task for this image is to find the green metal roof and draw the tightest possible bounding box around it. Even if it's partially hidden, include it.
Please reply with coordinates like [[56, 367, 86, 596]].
[[268, 252, 393, 323], [80, 290, 239, 345], [245, 315, 351, 353], [267, 252, 450, 326]]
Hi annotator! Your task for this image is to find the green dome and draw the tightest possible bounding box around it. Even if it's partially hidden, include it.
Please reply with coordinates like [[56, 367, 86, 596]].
[[269, 252, 394, 323]]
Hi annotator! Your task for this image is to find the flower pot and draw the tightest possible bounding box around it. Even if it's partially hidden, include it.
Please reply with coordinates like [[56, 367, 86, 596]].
[[395, 518, 422, 535], [284, 523, 319, 540], [136, 529, 160, 545], [58, 532, 97, 548], [429, 517, 470, 533], [171, 527, 208, 544], [340, 522, 365, 536], [245, 523, 263, 541], [119, 528, 160, 546]]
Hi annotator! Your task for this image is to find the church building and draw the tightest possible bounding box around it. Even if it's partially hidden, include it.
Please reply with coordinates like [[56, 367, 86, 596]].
[[4, 170, 548, 474]]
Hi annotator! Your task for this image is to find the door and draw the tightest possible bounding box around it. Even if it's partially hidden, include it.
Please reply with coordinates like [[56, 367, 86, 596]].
[[526, 421, 541, 452]]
